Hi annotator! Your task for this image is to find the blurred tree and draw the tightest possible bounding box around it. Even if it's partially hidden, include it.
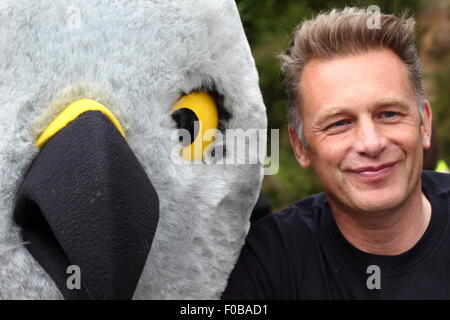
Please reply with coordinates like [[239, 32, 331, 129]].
[[419, 0, 450, 166]]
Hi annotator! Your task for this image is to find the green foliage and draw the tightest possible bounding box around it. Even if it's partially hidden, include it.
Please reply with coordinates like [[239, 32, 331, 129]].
[[432, 62, 450, 165], [236, 0, 439, 211]]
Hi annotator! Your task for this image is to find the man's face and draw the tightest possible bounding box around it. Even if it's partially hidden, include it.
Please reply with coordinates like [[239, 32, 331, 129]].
[[289, 48, 432, 214]]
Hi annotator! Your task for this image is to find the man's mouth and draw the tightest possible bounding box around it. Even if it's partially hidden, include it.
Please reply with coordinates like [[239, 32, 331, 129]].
[[350, 161, 399, 181]]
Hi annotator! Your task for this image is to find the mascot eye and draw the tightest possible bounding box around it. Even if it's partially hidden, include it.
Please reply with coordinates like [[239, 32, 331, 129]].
[[171, 108, 199, 146], [171, 91, 219, 161]]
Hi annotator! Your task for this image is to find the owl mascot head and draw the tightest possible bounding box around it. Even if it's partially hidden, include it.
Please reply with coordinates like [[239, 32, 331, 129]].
[[0, 0, 266, 299]]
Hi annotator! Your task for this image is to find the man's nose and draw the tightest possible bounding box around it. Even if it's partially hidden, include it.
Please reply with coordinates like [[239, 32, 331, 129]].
[[352, 118, 387, 158]]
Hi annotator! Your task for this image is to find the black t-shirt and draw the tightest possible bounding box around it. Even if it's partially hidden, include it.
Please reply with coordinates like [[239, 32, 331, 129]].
[[222, 171, 450, 299]]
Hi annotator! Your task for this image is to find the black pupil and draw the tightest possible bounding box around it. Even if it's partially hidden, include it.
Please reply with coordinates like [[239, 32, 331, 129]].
[[171, 108, 199, 146]]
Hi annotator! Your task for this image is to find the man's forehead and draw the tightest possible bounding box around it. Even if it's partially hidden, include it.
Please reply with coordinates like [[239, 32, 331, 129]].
[[298, 49, 417, 116]]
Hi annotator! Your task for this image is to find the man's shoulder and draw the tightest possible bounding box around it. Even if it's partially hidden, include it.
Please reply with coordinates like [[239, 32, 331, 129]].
[[422, 170, 450, 195], [248, 193, 328, 243], [274, 192, 328, 226]]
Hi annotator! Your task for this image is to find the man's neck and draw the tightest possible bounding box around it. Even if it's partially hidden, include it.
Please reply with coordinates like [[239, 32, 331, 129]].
[[329, 184, 432, 256]]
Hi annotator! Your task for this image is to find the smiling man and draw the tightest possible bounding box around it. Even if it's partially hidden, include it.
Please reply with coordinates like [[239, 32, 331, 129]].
[[222, 7, 450, 299]]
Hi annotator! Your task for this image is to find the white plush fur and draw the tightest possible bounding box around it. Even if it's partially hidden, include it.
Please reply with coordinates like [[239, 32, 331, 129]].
[[0, 0, 266, 299]]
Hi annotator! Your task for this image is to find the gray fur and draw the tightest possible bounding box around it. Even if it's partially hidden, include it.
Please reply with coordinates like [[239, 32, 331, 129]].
[[0, 0, 266, 299]]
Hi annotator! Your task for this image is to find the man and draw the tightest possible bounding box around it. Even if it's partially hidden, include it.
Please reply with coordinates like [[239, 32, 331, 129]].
[[222, 7, 450, 299]]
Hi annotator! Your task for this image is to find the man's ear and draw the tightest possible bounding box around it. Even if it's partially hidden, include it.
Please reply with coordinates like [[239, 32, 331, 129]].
[[288, 126, 311, 168], [422, 100, 432, 150]]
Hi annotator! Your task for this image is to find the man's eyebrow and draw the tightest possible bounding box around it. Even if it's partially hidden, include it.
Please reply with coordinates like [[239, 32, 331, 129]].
[[314, 98, 414, 127], [375, 98, 411, 110]]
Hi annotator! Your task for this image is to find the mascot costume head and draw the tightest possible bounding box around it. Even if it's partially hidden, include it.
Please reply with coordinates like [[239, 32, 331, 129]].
[[0, 0, 266, 299]]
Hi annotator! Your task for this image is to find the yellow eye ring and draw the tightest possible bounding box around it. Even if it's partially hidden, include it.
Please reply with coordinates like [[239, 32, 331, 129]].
[[172, 92, 219, 161]]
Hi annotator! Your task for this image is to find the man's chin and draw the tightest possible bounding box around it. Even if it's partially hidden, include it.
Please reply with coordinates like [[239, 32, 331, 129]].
[[348, 189, 404, 214]]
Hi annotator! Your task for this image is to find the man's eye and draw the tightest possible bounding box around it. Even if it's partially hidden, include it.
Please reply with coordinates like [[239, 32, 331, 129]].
[[381, 111, 397, 119], [334, 120, 350, 127], [324, 119, 352, 133]]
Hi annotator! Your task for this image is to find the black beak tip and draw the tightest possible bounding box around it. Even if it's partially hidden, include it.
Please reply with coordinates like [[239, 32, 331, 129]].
[[14, 111, 159, 300]]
